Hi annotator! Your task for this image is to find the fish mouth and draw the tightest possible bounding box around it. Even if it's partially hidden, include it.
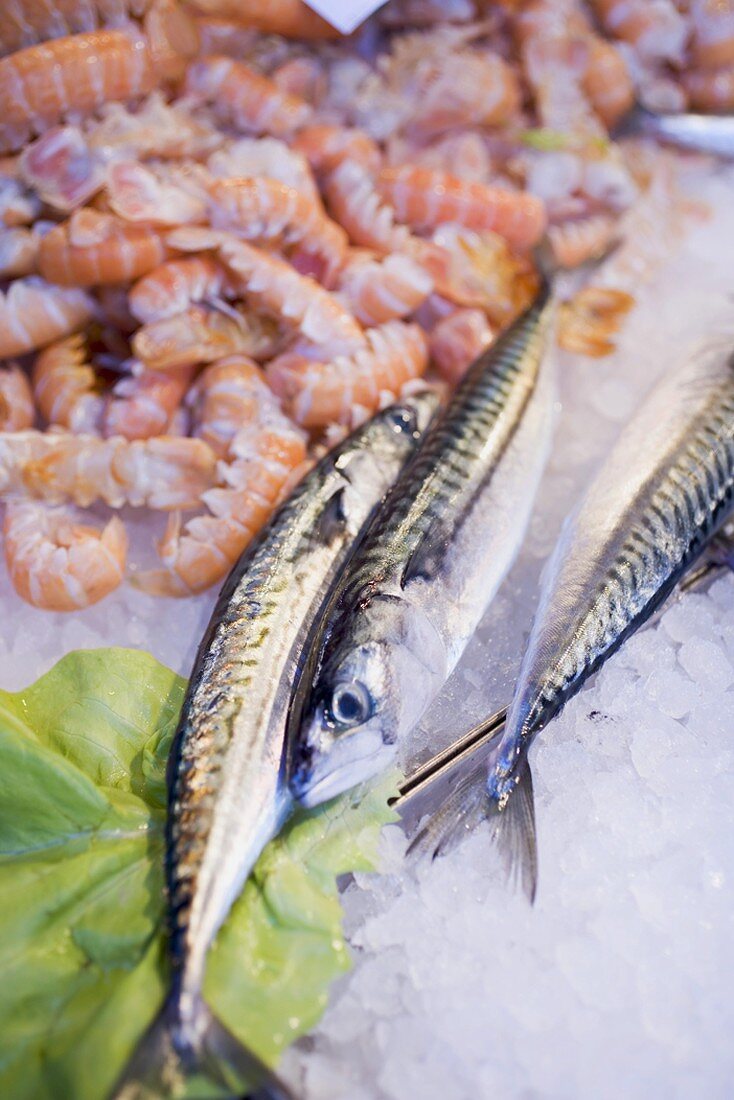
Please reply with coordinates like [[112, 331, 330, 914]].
[[292, 751, 385, 810]]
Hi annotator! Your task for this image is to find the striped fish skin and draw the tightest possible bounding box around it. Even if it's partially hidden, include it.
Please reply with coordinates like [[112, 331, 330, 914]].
[[490, 338, 734, 806], [289, 282, 557, 810], [164, 393, 438, 1046]]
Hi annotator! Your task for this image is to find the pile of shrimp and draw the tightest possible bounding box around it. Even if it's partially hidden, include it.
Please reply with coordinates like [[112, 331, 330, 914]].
[[0, 0, 726, 611]]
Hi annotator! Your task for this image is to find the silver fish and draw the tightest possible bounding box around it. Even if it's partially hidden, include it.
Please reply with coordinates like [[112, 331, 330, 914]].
[[288, 282, 556, 811], [113, 393, 438, 1100], [414, 338, 734, 899], [629, 106, 734, 159]]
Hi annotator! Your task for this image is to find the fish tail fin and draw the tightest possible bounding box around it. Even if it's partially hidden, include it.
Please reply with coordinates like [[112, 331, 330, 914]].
[[110, 991, 294, 1100], [407, 740, 538, 904]]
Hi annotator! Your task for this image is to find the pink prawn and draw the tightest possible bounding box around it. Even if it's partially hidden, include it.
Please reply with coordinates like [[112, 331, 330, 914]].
[[136, 369, 308, 596], [4, 500, 127, 612], [185, 56, 312, 138]]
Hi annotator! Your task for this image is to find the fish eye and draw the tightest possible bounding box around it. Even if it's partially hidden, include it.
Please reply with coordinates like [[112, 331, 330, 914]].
[[329, 681, 372, 728]]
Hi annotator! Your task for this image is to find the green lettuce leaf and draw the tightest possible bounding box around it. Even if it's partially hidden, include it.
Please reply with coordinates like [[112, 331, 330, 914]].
[[0, 648, 397, 1100]]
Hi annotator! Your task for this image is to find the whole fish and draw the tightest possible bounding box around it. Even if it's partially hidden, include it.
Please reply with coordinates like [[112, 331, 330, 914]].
[[288, 281, 556, 811], [114, 392, 438, 1100], [415, 338, 734, 899], [630, 106, 734, 160]]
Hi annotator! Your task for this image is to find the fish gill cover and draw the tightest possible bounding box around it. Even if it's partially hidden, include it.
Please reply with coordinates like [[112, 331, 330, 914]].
[[0, 647, 397, 1100]]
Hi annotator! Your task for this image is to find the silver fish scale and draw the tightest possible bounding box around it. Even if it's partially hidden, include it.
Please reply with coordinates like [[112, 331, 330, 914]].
[[522, 369, 734, 742], [165, 475, 340, 951], [327, 284, 553, 635], [162, 398, 433, 994]]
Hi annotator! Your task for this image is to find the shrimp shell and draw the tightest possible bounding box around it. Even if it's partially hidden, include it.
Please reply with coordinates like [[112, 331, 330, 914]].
[[169, 229, 366, 359], [0, 30, 159, 154], [292, 125, 382, 175], [428, 308, 494, 385], [378, 166, 548, 250], [185, 0, 339, 39], [136, 370, 308, 595], [0, 431, 217, 510], [558, 286, 635, 357], [103, 362, 194, 439], [336, 252, 433, 326], [0, 277, 94, 358], [0, 0, 162, 56], [547, 213, 619, 269], [189, 354, 268, 457], [132, 303, 279, 370], [689, 0, 734, 69], [38, 208, 167, 287], [185, 56, 312, 138], [682, 66, 734, 111], [32, 334, 105, 433], [4, 500, 128, 611], [0, 364, 35, 430], [589, 0, 687, 63], [266, 320, 429, 428], [0, 226, 42, 278], [129, 255, 235, 323], [207, 176, 348, 284], [580, 39, 635, 128]]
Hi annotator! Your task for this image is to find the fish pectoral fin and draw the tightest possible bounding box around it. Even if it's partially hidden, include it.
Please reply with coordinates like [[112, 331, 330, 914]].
[[109, 992, 294, 1100], [316, 484, 349, 544], [407, 748, 538, 905]]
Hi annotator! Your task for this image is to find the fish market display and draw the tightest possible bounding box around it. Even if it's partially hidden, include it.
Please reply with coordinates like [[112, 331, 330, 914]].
[[0, 0, 729, 611], [115, 393, 435, 1097], [288, 280, 556, 809], [414, 336, 734, 898]]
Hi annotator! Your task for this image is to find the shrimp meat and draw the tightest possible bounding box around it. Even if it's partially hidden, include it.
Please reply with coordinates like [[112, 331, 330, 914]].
[[19, 126, 104, 212]]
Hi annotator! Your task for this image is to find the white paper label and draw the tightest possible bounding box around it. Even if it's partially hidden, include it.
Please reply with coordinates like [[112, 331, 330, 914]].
[[305, 0, 388, 35]]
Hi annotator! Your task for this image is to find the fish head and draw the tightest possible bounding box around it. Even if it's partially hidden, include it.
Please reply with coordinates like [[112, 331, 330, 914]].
[[290, 595, 446, 809]]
